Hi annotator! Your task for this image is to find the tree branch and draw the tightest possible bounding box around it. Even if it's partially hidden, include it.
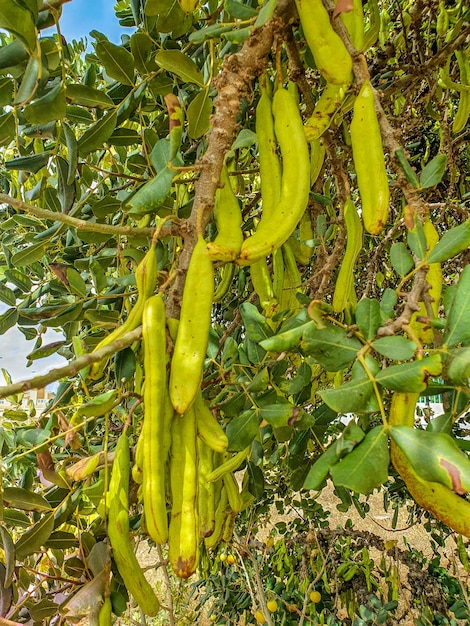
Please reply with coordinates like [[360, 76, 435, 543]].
[[0, 327, 142, 398], [0, 193, 179, 240]]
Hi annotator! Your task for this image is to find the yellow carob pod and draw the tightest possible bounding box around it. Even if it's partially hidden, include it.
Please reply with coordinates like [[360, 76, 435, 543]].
[[350, 80, 389, 235], [295, 0, 353, 85], [237, 88, 310, 265], [206, 166, 243, 262], [332, 198, 363, 312], [142, 294, 170, 545], [169, 235, 214, 414]]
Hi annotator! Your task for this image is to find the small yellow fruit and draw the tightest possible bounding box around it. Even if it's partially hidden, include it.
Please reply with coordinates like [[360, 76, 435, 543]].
[[267, 599, 278, 612], [264, 536, 274, 547], [310, 590, 321, 603], [219, 553, 227, 562], [209, 616, 216, 622], [255, 610, 266, 624], [226, 554, 236, 565]]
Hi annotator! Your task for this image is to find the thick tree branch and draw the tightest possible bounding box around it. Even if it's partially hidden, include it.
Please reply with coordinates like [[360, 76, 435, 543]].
[[0, 327, 142, 398], [0, 193, 179, 239]]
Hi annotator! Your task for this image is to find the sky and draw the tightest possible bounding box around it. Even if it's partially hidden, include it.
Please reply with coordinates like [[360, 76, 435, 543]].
[[47, 0, 132, 45], [1, 2, 132, 386]]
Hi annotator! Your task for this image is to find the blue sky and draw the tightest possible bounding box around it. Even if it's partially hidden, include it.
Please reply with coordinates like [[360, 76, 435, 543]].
[[47, 0, 132, 44]]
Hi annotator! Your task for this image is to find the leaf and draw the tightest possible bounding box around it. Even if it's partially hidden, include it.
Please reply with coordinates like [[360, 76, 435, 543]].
[[330, 426, 389, 494], [0, 113, 15, 147], [0, 308, 18, 335], [226, 409, 260, 451], [63, 122, 78, 184], [232, 128, 257, 150], [319, 357, 380, 413], [56, 155, 76, 212], [0, 527, 15, 587], [246, 461, 264, 498], [127, 167, 174, 213], [95, 40, 135, 86], [14, 55, 40, 105], [406, 213, 427, 260], [355, 298, 381, 340], [390, 426, 470, 495], [394, 148, 419, 187], [390, 242, 413, 276], [225, 0, 258, 19], [114, 347, 136, 383], [301, 323, 362, 371], [254, 0, 277, 26], [445, 264, 470, 347], [2, 487, 52, 512], [419, 153, 447, 188], [66, 267, 87, 297], [66, 84, 114, 108], [375, 354, 442, 392], [187, 88, 212, 139], [4, 152, 50, 173], [259, 399, 296, 428], [155, 50, 205, 87], [4, 269, 32, 291], [78, 110, 117, 155], [45, 531, 79, 550], [108, 128, 141, 146], [445, 348, 470, 385], [0, 0, 37, 52], [372, 336, 417, 361], [24, 82, 66, 124], [130, 32, 157, 74], [26, 341, 66, 361], [239, 302, 273, 343], [0, 283, 16, 306], [303, 421, 365, 490], [427, 219, 470, 264]]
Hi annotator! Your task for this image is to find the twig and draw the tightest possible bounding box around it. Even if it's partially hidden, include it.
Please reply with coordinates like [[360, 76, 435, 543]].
[[0, 193, 179, 239], [155, 544, 176, 626], [0, 327, 142, 398]]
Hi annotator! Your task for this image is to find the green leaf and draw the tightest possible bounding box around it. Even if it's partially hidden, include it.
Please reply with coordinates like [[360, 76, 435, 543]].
[[233, 128, 257, 150], [108, 128, 141, 146], [155, 50, 205, 87], [319, 356, 380, 414], [380, 288, 397, 319], [406, 219, 427, 260], [0, 39, 29, 71], [130, 32, 157, 74], [390, 426, 470, 495], [254, 0, 277, 26], [375, 354, 442, 392], [4, 152, 50, 173], [127, 167, 174, 213], [301, 323, 362, 371], [0, 113, 15, 147], [226, 409, 260, 451], [0, 283, 16, 306], [427, 220, 470, 264], [419, 153, 447, 188], [114, 347, 136, 383], [240, 302, 273, 343], [78, 110, 117, 155], [188, 23, 235, 45], [3, 487, 52, 512], [372, 336, 417, 361], [63, 122, 78, 184], [4, 269, 32, 291], [26, 341, 66, 361], [303, 421, 365, 490], [225, 0, 258, 19], [66, 267, 87, 297], [445, 348, 470, 385], [0, 527, 15, 587], [95, 41, 135, 86], [0, 0, 37, 52], [330, 426, 389, 494], [390, 242, 413, 276], [259, 399, 296, 428], [45, 531, 79, 550], [246, 461, 264, 498], [11, 241, 48, 267], [14, 55, 40, 105], [355, 298, 381, 341], [56, 155, 76, 213], [394, 147, 419, 187], [15, 513, 54, 559], [260, 320, 313, 353], [24, 82, 66, 124], [187, 88, 212, 139], [0, 308, 18, 335], [445, 264, 470, 347], [66, 84, 114, 108]]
